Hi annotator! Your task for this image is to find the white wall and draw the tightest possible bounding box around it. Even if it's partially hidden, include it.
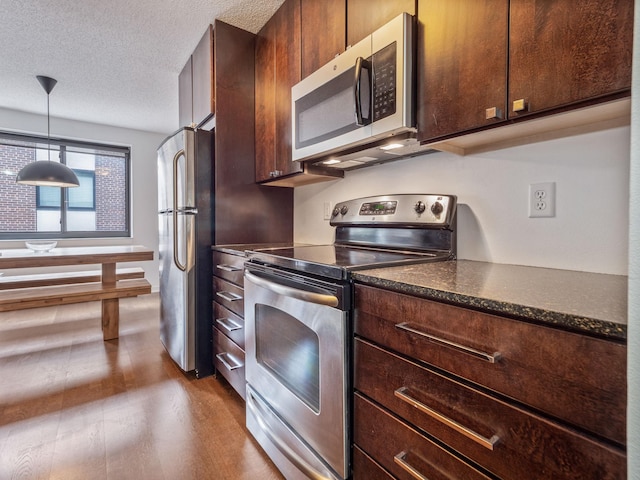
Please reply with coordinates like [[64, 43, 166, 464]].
[[0, 107, 167, 290], [627, 2, 639, 477], [295, 125, 630, 275]]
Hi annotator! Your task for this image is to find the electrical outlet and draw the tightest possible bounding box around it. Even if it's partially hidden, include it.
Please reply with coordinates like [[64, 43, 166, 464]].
[[529, 182, 556, 218], [323, 201, 332, 220]]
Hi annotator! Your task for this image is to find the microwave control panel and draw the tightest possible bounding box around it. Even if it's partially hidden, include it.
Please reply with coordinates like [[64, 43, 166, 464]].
[[372, 42, 397, 122]]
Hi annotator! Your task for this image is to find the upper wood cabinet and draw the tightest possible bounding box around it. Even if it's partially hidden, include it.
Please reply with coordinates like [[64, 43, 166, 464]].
[[178, 25, 215, 128], [301, 0, 346, 79], [255, 0, 344, 186], [508, 0, 633, 118], [255, 0, 303, 182], [346, 0, 416, 47], [191, 25, 215, 126], [178, 57, 193, 128], [418, 0, 508, 141], [417, 0, 633, 144]]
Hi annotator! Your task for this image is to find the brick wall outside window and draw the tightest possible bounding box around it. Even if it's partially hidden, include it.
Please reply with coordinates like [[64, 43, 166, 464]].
[[96, 155, 126, 231], [0, 145, 36, 231]]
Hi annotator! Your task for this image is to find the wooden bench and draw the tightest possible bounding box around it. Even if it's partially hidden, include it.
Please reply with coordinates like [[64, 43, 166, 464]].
[[0, 245, 154, 341], [0, 267, 145, 290], [0, 278, 152, 340]]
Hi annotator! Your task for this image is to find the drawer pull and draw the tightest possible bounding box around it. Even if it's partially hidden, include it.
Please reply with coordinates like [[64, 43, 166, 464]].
[[216, 291, 243, 302], [216, 317, 242, 332], [395, 322, 501, 363], [216, 263, 242, 272], [216, 352, 243, 371], [393, 451, 431, 480], [395, 387, 500, 451]]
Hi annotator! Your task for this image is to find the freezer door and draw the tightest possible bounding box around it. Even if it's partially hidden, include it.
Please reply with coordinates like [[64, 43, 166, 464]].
[[157, 128, 196, 212]]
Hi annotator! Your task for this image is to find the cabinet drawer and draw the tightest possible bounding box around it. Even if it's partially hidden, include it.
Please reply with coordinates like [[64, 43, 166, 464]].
[[352, 446, 394, 480], [213, 277, 244, 317], [355, 338, 626, 480], [213, 251, 245, 286], [213, 327, 245, 400], [213, 302, 245, 349], [354, 393, 492, 480], [354, 284, 626, 445]]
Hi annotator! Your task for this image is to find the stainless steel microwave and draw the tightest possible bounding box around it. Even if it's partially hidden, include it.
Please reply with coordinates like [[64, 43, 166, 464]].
[[292, 13, 415, 165]]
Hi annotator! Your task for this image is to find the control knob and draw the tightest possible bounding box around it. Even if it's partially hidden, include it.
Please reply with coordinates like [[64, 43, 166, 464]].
[[414, 201, 426, 214], [340, 205, 349, 215], [431, 201, 444, 215], [332, 207, 340, 218]]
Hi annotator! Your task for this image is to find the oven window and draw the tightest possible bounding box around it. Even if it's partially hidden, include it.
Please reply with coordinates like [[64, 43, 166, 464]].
[[255, 304, 320, 412]]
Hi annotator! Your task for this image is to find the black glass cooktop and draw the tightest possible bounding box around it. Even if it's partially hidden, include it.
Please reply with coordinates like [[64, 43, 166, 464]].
[[247, 244, 450, 280]]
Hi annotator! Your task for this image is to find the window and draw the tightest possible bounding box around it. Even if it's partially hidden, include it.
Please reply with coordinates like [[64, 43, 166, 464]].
[[0, 132, 131, 239], [37, 170, 96, 210]]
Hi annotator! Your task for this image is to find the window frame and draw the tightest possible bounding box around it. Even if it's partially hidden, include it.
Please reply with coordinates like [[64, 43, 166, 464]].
[[0, 131, 131, 240]]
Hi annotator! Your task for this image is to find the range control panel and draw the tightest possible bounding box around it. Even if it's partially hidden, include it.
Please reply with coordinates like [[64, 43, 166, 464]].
[[330, 194, 456, 226]]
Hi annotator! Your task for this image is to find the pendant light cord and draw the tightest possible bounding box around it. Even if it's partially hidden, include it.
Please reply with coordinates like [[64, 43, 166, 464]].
[[47, 92, 51, 162]]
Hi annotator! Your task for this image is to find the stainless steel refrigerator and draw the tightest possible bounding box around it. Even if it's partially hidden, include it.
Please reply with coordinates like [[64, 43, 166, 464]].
[[157, 127, 213, 378]]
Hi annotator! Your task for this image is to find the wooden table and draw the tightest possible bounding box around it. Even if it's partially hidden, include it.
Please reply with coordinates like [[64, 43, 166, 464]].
[[0, 245, 154, 340]]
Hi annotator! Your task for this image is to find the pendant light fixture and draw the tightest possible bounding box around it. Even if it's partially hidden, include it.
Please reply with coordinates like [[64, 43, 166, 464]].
[[15, 76, 80, 187]]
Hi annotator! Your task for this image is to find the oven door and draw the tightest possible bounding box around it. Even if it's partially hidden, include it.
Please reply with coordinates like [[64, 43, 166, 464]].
[[244, 264, 350, 479]]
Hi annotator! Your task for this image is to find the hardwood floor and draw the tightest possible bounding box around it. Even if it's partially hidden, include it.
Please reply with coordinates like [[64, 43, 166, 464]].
[[0, 294, 284, 480]]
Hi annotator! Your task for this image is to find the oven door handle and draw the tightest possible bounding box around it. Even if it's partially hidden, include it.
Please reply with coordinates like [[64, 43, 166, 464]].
[[245, 271, 339, 308]]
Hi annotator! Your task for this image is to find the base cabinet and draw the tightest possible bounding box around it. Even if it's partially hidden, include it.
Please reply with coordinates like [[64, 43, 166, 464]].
[[212, 249, 246, 399], [353, 284, 627, 479]]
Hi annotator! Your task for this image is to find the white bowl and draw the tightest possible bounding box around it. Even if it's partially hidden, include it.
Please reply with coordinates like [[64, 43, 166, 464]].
[[25, 241, 57, 252]]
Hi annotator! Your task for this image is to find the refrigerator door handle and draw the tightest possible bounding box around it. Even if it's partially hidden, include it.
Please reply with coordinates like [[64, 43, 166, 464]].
[[172, 148, 188, 272]]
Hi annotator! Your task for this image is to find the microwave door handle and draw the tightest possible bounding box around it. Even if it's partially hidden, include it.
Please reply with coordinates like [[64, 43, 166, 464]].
[[354, 56, 372, 126]]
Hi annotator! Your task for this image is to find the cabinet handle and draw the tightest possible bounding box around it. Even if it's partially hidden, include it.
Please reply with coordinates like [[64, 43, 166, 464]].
[[393, 451, 431, 480], [216, 291, 243, 302], [395, 387, 500, 451], [395, 322, 501, 363], [215, 352, 243, 371], [485, 106, 503, 120], [216, 317, 242, 332], [512, 98, 528, 113], [216, 263, 242, 272]]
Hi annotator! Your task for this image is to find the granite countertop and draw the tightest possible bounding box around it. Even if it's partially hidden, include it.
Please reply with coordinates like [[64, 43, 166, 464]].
[[352, 260, 627, 341], [212, 243, 301, 256]]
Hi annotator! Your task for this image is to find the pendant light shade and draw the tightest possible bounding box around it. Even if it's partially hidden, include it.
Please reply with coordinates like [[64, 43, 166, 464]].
[[15, 76, 80, 188], [15, 160, 81, 187]]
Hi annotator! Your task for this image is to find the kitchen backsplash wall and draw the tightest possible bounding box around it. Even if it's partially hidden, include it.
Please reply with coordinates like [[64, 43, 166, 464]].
[[294, 125, 630, 276]]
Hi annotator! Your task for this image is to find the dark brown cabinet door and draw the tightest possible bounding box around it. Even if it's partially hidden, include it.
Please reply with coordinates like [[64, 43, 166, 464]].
[[346, 0, 416, 47], [509, 0, 633, 118], [301, 0, 346, 79], [417, 0, 509, 143], [255, 0, 303, 182], [191, 25, 215, 126], [255, 18, 276, 182], [178, 56, 193, 127], [275, 0, 303, 178]]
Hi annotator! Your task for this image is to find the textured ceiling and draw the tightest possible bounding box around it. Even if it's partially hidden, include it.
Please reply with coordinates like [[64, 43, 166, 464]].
[[0, 0, 284, 135]]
